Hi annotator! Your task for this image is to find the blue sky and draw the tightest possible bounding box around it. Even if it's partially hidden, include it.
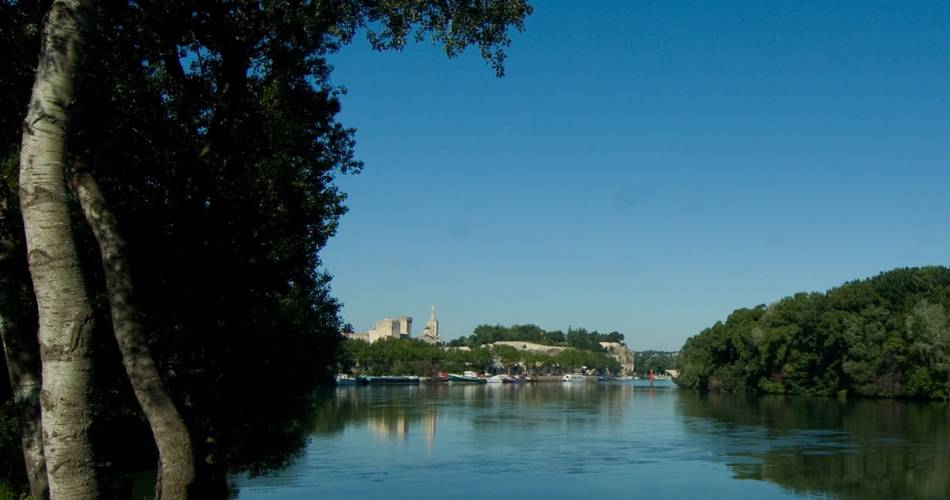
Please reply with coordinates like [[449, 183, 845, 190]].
[[320, 0, 950, 350]]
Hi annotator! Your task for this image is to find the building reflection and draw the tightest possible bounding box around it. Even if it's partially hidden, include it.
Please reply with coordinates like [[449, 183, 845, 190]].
[[314, 387, 440, 452], [366, 405, 438, 452], [368, 413, 409, 441], [421, 408, 437, 454], [311, 382, 668, 449]]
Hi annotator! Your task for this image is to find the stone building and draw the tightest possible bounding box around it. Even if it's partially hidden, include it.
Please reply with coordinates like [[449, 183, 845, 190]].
[[348, 316, 412, 343], [420, 306, 441, 344]]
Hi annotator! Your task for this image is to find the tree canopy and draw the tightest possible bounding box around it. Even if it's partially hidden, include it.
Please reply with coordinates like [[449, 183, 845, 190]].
[[449, 324, 624, 350], [0, 0, 533, 496], [678, 267, 950, 400], [635, 350, 680, 376]]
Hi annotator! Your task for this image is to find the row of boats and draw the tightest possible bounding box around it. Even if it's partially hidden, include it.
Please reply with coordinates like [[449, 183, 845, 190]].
[[447, 372, 535, 384], [336, 371, 638, 386], [449, 373, 659, 383], [335, 375, 420, 386], [336, 373, 574, 385]]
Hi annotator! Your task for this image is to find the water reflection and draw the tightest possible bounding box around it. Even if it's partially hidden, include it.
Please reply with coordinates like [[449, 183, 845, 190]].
[[678, 392, 950, 499], [310, 382, 661, 446], [312, 385, 441, 444], [239, 382, 949, 500]]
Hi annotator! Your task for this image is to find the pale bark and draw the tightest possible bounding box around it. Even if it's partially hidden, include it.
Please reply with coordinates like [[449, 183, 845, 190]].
[[0, 215, 49, 500], [72, 171, 195, 499], [18, 1, 99, 499]]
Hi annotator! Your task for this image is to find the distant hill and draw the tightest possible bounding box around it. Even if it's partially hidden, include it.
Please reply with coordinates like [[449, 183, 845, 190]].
[[678, 267, 950, 400], [447, 324, 625, 353]]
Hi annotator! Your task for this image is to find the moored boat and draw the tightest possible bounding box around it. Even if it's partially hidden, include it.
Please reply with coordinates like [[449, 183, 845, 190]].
[[561, 373, 587, 383], [364, 375, 420, 385], [448, 373, 485, 384]]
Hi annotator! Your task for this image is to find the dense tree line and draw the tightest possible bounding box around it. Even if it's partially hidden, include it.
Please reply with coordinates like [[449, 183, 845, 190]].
[[635, 350, 680, 376], [343, 338, 493, 376], [678, 267, 950, 400], [447, 324, 625, 352], [341, 338, 621, 376], [0, 0, 532, 498]]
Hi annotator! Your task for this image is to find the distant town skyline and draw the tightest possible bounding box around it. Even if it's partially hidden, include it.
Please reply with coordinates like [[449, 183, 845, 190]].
[[322, 1, 950, 351]]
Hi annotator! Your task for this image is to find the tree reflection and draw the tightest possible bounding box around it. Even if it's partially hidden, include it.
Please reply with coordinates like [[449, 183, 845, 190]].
[[679, 392, 950, 499]]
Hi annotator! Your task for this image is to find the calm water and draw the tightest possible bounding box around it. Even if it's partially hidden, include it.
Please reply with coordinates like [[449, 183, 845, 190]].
[[234, 381, 949, 500]]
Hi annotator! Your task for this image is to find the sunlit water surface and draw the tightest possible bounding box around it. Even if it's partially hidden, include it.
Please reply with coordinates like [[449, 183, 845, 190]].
[[233, 381, 949, 500]]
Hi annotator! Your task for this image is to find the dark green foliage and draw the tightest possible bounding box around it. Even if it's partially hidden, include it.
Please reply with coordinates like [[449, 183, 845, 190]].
[[634, 350, 680, 376], [59, 0, 359, 481], [449, 324, 621, 352], [552, 348, 621, 374], [342, 338, 494, 375], [0, 402, 26, 497], [357, 0, 533, 77], [565, 328, 605, 351], [0, 0, 533, 490], [679, 267, 950, 400]]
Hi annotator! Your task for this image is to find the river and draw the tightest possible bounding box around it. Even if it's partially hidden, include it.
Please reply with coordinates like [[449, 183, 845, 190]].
[[233, 381, 949, 499]]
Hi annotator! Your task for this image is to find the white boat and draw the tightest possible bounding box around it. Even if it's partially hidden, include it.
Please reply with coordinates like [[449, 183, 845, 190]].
[[486, 374, 509, 384], [561, 373, 587, 383], [448, 373, 484, 384]]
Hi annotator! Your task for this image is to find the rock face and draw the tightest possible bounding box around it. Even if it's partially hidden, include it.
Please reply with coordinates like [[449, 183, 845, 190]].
[[420, 306, 440, 344], [488, 341, 635, 375], [599, 342, 636, 375], [490, 341, 567, 356]]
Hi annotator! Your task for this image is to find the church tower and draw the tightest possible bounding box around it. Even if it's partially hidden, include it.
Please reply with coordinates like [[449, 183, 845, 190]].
[[421, 306, 440, 344]]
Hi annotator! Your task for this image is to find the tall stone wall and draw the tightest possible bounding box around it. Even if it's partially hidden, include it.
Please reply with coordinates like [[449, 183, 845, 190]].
[[399, 316, 412, 337]]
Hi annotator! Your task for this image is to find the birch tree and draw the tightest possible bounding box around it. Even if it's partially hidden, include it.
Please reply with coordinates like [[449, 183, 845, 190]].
[[1, 1, 533, 497], [72, 168, 195, 499], [18, 0, 99, 498]]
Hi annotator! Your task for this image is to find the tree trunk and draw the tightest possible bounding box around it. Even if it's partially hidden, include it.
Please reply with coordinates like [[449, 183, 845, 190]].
[[0, 218, 48, 500], [72, 171, 195, 499], [18, 1, 99, 498]]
